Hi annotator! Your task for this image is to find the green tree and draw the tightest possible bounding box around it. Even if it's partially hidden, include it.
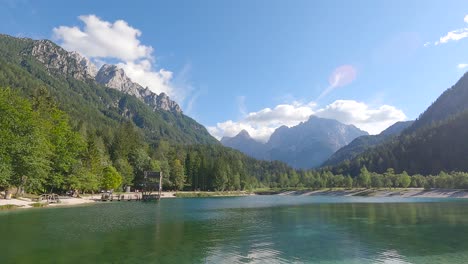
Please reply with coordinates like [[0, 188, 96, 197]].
[[399, 171, 411, 188], [114, 158, 134, 187], [101, 166, 122, 191], [344, 176, 353, 189], [35, 97, 85, 193], [371, 173, 383, 188], [171, 159, 185, 191], [213, 161, 229, 191], [0, 88, 50, 193], [289, 170, 300, 187], [358, 166, 371, 188]]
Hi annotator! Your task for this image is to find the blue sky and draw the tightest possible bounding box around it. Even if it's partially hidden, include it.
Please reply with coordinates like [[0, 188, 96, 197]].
[[1, 0, 468, 141]]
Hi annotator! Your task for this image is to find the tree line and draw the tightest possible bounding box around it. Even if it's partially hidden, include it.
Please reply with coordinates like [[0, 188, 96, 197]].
[[0, 88, 290, 194], [2, 87, 468, 196]]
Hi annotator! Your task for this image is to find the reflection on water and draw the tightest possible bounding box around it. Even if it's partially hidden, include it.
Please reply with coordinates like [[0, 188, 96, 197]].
[[1, 196, 468, 263]]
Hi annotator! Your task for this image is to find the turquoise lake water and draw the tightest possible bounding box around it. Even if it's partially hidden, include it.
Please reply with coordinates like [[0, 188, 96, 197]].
[[1, 195, 468, 263]]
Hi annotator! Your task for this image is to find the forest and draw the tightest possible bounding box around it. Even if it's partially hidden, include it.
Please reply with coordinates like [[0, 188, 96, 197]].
[[2, 86, 468, 195], [2, 35, 468, 196]]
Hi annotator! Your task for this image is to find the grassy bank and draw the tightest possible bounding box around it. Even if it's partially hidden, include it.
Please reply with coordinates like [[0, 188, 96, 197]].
[[175, 191, 251, 198], [0, 204, 20, 210]]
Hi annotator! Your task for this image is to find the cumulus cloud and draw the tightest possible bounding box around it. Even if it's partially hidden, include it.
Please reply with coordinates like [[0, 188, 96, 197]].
[[117, 60, 174, 97], [317, 65, 357, 100], [53, 15, 181, 99], [315, 100, 407, 134], [208, 99, 407, 142], [53, 15, 152, 61], [429, 14, 468, 46], [457, 63, 468, 69]]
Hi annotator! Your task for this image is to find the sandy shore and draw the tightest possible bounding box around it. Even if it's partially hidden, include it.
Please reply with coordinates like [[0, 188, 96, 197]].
[[278, 188, 468, 198], [0, 191, 178, 209], [3, 189, 467, 210]]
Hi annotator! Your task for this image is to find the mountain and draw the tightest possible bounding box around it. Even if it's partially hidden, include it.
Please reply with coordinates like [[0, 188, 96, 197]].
[[323, 121, 413, 167], [0, 34, 313, 194], [221, 130, 267, 159], [95, 64, 182, 113], [330, 73, 468, 175], [221, 116, 368, 169], [266, 116, 368, 168], [408, 72, 468, 132], [0, 34, 217, 145]]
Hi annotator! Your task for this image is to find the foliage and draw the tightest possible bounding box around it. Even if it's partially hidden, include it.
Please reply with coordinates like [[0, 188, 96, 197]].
[[2, 35, 468, 195], [0, 204, 19, 210], [101, 166, 122, 191]]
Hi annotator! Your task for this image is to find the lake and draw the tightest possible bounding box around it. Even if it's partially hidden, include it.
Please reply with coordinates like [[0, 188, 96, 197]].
[[1, 195, 468, 263]]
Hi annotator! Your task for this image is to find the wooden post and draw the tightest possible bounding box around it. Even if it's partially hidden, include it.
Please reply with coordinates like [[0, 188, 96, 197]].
[[158, 172, 163, 201]]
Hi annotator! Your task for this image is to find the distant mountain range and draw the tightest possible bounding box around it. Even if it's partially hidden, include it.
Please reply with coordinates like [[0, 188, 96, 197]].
[[221, 116, 368, 169], [2, 33, 468, 178], [322, 121, 413, 167]]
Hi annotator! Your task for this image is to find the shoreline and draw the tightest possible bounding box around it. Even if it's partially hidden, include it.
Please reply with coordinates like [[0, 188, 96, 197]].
[[271, 188, 468, 199], [2, 188, 468, 210]]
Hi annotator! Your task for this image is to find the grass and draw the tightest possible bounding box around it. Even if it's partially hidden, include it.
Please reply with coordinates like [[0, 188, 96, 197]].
[[30, 202, 48, 208], [175, 191, 250, 198], [0, 204, 19, 210]]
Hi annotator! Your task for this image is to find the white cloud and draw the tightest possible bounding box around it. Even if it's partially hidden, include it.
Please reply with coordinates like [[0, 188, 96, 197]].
[[208, 99, 407, 142], [430, 14, 468, 46], [317, 65, 357, 100], [117, 60, 174, 98], [53, 15, 182, 100], [315, 100, 407, 134], [53, 15, 152, 61], [458, 63, 468, 69], [437, 29, 468, 45]]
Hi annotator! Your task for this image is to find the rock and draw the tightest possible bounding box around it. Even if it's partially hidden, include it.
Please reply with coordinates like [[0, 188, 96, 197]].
[[221, 116, 368, 169], [29, 39, 182, 114], [96, 65, 182, 113], [30, 40, 97, 80], [95, 64, 143, 98]]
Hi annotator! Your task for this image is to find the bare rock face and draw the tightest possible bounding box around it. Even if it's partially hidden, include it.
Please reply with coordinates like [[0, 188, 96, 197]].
[[69, 51, 97, 77], [95, 64, 143, 98], [221, 116, 368, 169], [95, 64, 182, 113], [29, 39, 182, 114], [143, 92, 182, 113], [30, 40, 97, 80]]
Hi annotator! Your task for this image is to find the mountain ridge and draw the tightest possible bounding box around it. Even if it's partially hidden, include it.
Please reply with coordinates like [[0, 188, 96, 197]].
[[0, 34, 217, 145], [329, 72, 468, 175], [322, 120, 414, 167], [29, 38, 182, 114], [221, 116, 368, 169]]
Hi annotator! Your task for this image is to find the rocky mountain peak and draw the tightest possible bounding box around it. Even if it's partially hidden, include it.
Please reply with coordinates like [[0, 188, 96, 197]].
[[238, 129, 251, 138], [26, 38, 182, 114], [95, 64, 143, 98], [96, 65, 182, 113], [143, 92, 182, 113], [30, 39, 97, 80], [221, 116, 368, 169]]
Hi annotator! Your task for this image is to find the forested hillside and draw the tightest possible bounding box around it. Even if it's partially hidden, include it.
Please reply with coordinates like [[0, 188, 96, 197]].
[[0, 34, 217, 145], [2, 33, 468, 195], [0, 34, 304, 194], [322, 121, 413, 167], [326, 73, 468, 176]]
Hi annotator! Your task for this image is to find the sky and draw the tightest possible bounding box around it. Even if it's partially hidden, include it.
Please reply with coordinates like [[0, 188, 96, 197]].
[[1, 0, 468, 142]]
